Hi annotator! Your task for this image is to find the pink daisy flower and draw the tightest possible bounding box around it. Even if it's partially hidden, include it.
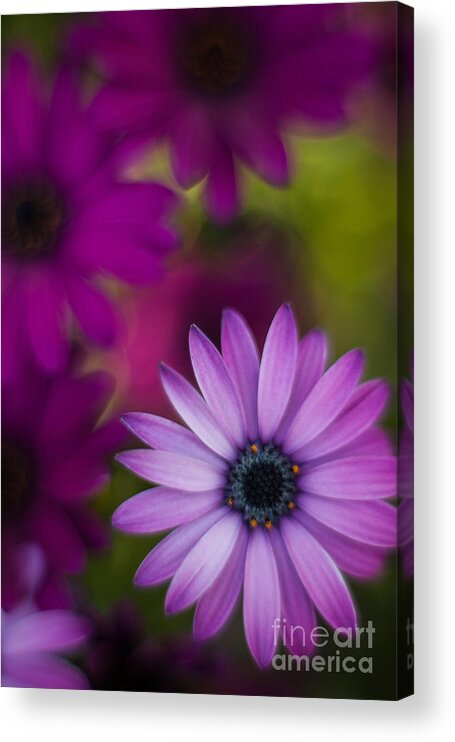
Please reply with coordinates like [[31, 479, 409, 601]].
[[114, 304, 396, 667], [69, 6, 373, 223], [2, 51, 179, 376]]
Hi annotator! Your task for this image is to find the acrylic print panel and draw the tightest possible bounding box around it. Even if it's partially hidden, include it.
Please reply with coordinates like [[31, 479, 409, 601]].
[[1, 2, 413, 699]]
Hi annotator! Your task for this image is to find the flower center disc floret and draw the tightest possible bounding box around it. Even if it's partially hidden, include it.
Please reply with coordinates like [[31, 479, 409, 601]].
[[226, 443, 299, 528], [180, 21, 252, 96], [2, 180, 64, 259]]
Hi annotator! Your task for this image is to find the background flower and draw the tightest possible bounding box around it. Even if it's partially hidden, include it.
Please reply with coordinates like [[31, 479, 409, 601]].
[[1, 544, 90, 689], [114, 304, 396, 667], [91, 216, 311, 419], [69, 6, 373, 222], [1, 351, 124, 610], [2, 50, 179, 376]]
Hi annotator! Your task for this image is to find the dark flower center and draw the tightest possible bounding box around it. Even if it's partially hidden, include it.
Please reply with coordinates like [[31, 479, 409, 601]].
[[2, 180, 64, 259], [1, 439, 34, 520], [179, 21, 253, 96], [226, 443, 299, 527]]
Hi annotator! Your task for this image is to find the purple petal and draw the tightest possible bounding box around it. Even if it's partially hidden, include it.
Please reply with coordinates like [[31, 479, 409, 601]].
[[401, 378, 414, 433], [296, 380, 389, 461], [165, 512, 242, 614], [134, 508, 225, 586], [170, 106, 213, 188], [68, 279, 117, 347], [5, 611, 90, 655], [398, 499, 414, 546], [276, 328, 328, 440], [298, 510, 387, 579], [121, 413, 224, 468], [258, 304, 298, 442], [2, 51, 44, 173], [298, 495, 397, 547], [313, 428, 393, 465], [283, 349, 364, 454], [281, 516, 357, 630], [233, 117, 289, 186], [26, 270, 68, 373], [270, 528, 316, 654], [2, 652, 89, 690], [221, 308, 260, 441], [204, 145, 239, 224], [112, 487, 221, 533], [33, 503, 86, 574], [189, 325, 245, 447], [300, 456, 396, 499], [117, 449, 225, 491], [160, 364, 236, 460], [193, 523, 248, 640], [243, 527, 280, 667]]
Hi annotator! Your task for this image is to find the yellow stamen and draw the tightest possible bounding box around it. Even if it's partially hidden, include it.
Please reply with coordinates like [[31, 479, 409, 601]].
[[287, 501, 296, 511], [250, 443, 259, 454], [250, 517, 258, 528], [292, 464, 300, 475], [264, 518, 272, 530], [228, 496, 234, 507]]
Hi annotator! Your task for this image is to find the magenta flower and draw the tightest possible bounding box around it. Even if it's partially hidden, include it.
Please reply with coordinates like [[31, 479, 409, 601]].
[[69, 6, 372, 223], [1, 355, 124, 610], [398, 361, 414, 576], [2, 544, 90, 689], [114, 304, 396, 667], [2, 51, 179, 376]]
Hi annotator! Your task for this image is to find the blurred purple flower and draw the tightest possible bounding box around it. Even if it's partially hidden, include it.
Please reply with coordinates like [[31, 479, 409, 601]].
[[1, 544, 90, 689], [69, 6, 373, 223], [398, 360, 414, 576], [1, 355, 124, 610], [94, 219, 306, 419], [2, 51, 179, 376], [114, 304, 396, 667]]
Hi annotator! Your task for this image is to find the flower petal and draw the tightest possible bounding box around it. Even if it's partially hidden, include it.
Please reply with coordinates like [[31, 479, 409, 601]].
[[204, 145, 239, 225], [160, 364, 236, 460], [298, 495, 397, 547], [270, 528, 316, 654], [26, 270, 68, 373], [117, 450, 225, 491], [67, 279, 117, 347], [258, 304, 298, 442], [2, 652, 89, 690], [221, 308, 260, 441], [299, 456, 396, 500], [134, 508, 225, 586], [243, 527, 280, 667], [193, 523, 248, 640], [283, 349, 364, 454], [121, 412, 224, 468], [298, 510, 386, 579], [170, 106, 213, 188], [276, 329, 328, 439], [5, 611, 90, 655], [165, 512, 242, 614], [281, 516, 357, 630], [296, 380, 389, 461], [189, 325, 245, 447], [112, 487, 221, 533]]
